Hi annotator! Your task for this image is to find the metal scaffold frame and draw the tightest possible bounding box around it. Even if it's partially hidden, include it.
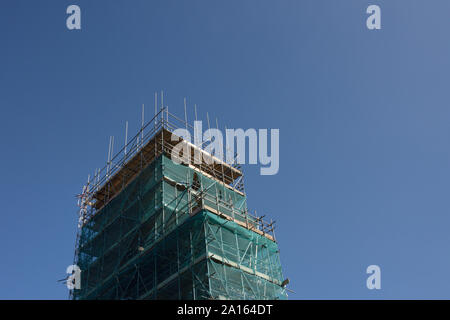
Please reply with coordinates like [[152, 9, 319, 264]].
[[71, 94, 286, 300]]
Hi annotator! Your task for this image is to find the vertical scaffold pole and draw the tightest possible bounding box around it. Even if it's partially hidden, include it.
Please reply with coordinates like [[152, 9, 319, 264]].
[[107, 136, 112, 178], [184, 97, 188, 131], [124, 121, 128, 157], [141, 104, 145, 149], [161, 90, 164, 126]]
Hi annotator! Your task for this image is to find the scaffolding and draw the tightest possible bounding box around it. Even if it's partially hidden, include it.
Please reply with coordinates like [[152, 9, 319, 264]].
[[72, 97, 287, 300]]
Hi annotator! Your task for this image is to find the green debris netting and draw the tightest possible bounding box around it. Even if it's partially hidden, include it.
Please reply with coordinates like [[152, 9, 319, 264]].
[[74, 155, 286, 300], [161, 155, 250, 225], [204, 211, 287, 300]]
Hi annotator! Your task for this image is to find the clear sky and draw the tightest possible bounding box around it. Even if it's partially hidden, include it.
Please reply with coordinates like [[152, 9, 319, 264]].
[[1, 0, 450, 299]]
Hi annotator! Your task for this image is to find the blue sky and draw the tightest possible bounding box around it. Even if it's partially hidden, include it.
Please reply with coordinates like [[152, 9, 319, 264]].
[[1, 0, 450, 299]]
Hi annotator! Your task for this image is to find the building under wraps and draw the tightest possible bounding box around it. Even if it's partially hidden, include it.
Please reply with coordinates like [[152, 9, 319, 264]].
[[72, 102, 287, 300]]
